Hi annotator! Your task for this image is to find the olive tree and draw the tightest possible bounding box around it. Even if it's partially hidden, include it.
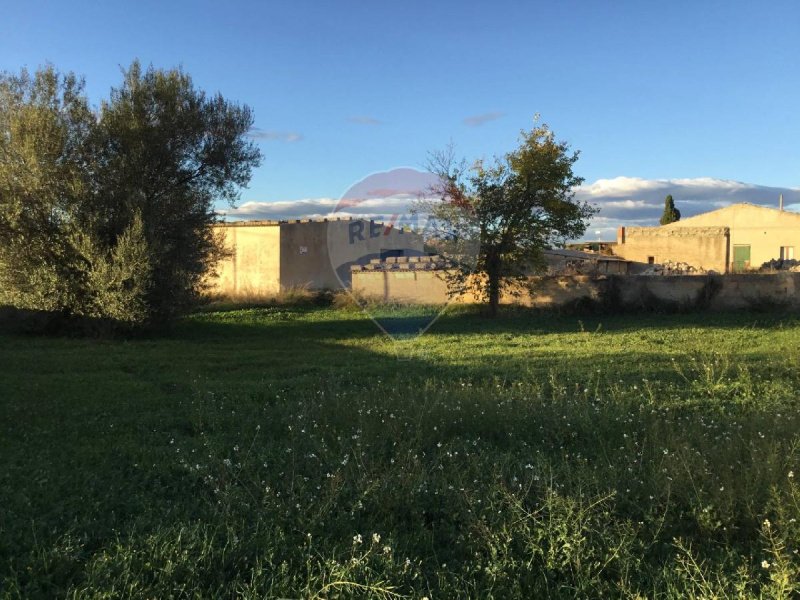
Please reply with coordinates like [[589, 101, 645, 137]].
[[0, 67, 97, 317], [0, 62, 261, 330]]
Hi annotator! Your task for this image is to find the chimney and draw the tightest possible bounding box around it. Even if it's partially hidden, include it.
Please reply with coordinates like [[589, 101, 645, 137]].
[[780, 193, 784, 211]]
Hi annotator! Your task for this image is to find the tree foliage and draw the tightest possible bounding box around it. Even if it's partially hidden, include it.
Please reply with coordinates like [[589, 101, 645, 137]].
[[0, 62, 261, 331], [659, 194, 681, 225], [419, 120, 595, 316]]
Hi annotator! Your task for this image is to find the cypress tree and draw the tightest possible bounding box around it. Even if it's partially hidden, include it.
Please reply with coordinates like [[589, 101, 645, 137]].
[[660, 194, 681, 225]]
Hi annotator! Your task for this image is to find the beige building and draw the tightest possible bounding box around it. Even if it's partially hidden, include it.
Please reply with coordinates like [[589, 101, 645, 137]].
[[210, 219, 424, 296], [615, 203, 800, 273]]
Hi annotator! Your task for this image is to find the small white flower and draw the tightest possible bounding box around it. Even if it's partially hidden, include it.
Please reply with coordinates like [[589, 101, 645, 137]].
[[762, 560, 771, 569], [789, 471, 794, 479], [353, 534, 363, 545], [372, 533, 381, 544]]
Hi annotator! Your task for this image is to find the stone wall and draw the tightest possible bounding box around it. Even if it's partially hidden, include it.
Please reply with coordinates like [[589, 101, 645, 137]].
[[351, 266, 800, 311]]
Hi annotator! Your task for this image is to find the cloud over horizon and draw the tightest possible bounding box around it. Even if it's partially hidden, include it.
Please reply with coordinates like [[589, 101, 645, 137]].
[[575, 176, 800, 239], [223, 176, 800, 241]]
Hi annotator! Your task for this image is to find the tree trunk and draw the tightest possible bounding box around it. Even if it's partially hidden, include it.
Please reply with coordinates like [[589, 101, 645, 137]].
[[488, 279, 500, 317], [486, 256, 501, 317]]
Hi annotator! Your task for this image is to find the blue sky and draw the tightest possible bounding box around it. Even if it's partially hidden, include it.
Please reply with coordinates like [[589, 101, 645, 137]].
[[3, 0, 799, 238]]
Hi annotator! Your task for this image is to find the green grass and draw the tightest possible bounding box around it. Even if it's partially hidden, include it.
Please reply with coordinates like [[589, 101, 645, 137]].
[[2, 305, 800, 598]]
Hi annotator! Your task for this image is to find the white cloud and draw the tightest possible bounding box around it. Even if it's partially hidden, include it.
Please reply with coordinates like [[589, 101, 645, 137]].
[[223, 175, 800, 241], [580, 176, 668, 197], [602, 199, 656, 209], [221, 194, 429, 223]]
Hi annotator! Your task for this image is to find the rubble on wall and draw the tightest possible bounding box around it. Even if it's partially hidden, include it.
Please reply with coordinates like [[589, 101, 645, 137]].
[[640, 261, 706, 276], [543, 248, 629, 276], [760, 258, 800, 272]]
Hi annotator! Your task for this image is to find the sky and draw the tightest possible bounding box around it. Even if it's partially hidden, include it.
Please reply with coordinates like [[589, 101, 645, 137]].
[[2, 0, 799, 239]]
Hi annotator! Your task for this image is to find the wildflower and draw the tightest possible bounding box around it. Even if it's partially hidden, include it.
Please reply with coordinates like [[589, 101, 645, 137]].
[[762, 560, 771, 569], [372, 533, 381, 544], [353, 534, 363, 545], [789, 471, 795, 479]]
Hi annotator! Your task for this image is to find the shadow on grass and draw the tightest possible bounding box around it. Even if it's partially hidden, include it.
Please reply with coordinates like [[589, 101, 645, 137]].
[[2, 302, 799, 597]]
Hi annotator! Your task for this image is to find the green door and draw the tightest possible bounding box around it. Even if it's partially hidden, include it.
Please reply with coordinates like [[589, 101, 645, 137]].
[[733, 245, 751, 272]]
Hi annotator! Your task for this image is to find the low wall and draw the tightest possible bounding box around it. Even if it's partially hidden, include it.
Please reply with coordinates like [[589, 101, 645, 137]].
[[351, 269, 800, 311]]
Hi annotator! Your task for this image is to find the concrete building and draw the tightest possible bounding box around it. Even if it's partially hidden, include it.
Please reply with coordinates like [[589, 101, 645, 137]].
[[614, 203, 800, 273], [209, 219, 424, 296]]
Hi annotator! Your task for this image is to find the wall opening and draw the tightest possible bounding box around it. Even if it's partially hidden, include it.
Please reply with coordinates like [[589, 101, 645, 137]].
[[380, 249, 405, 260]]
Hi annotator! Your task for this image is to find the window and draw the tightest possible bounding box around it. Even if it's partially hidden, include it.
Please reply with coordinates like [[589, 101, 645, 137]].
[[780, 246, 794, 260], [647, 256, 655, 264]]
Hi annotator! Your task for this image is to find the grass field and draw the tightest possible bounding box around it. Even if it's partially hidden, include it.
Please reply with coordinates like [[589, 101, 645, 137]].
[[2, 304, 800, 598]]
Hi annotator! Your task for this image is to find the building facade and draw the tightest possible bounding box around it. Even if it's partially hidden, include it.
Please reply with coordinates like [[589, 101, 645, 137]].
[[209, 219, 425, 296], [615, 203, 800, 273]]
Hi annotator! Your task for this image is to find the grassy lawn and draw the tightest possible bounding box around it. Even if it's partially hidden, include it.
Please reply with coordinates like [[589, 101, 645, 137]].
[[2, 305, 800, 598]]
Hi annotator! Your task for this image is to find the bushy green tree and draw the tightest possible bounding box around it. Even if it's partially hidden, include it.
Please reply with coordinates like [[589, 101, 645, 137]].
[[659, 194, 681, 225], [0, 67, 95, 316], [0, 62, 261, 331], [420, 120, 595, 316], [88, 62, 261, 323]]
